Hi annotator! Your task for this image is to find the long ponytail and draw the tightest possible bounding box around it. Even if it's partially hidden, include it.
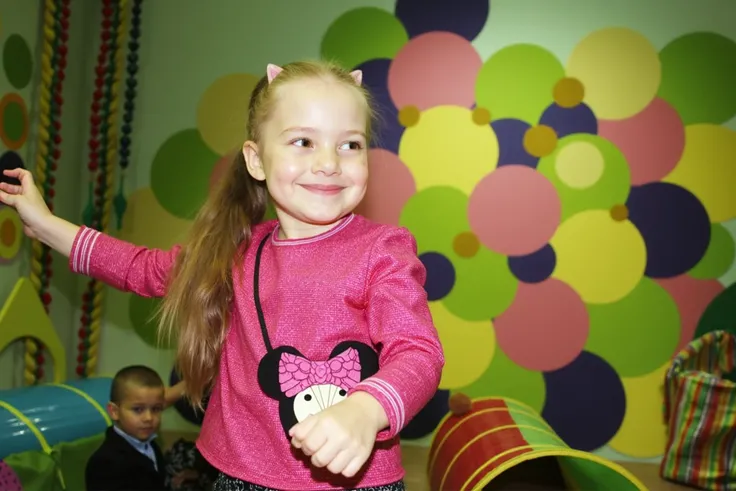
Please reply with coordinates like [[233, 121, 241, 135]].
[[158, 151, 267, 407]]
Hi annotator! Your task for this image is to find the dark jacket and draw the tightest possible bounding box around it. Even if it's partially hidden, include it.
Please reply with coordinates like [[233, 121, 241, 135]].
[[85, 426, 167, 491]]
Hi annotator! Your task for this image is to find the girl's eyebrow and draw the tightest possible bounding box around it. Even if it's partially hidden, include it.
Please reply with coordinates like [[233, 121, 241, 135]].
[[280, 127, 367, 139], [281, 126, 316, 135], [344, 130, 368, 139]]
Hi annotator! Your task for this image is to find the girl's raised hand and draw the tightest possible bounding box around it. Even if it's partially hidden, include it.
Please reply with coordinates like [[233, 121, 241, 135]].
[[0, 168, 53, 240]]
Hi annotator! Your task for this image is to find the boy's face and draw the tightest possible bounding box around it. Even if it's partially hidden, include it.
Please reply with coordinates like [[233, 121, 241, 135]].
[[108, 383, 165, 442]]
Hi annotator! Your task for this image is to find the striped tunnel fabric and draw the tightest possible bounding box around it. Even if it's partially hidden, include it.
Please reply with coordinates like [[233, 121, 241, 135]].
[[661, 330, 736, 489]]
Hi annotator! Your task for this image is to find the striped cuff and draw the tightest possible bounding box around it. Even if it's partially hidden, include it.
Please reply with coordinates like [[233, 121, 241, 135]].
[[70, 226, 101, 276], [352, 377, 406, 439]]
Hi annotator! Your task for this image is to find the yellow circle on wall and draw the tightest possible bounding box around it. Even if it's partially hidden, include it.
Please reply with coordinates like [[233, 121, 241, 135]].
[[566, 27, 661, 120], [399, 105, 499, 194], [608, 361, 669, 458], [118, 186, 192, 249], [663, 124, 736, 223], [0, 205, 23, 262], [430, 300, 496, 390], [551, 209, 646, 304], [196, 73, 260, 156]]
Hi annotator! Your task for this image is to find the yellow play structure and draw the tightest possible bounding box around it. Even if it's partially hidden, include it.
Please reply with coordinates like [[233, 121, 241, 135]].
[[0, 277, 115, 491], [0, 278, 66, 384]]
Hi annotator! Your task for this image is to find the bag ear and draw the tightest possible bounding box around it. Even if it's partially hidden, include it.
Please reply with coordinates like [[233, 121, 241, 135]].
[[266, 64, 284, 83], [349, 69, 363, 86]]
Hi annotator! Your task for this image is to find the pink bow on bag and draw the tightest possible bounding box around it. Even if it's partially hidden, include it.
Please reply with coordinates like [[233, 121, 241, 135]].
[[278, 348, 362, 397]]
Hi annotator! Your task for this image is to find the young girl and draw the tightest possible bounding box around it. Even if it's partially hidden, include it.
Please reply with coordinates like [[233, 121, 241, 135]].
[[0, 60, 444, 491]]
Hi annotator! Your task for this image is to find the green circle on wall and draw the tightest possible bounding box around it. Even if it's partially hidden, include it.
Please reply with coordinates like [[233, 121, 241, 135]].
[[658, 32, 736, 125], [399, 186, 470, 256], [457, 347, 546, 412], [695, 283, 736, 340], [688, 223, 735, 280], [694, 283, 736, 382], [537, 133, 631, 221], [443, 247, 518, 321], [585, 277, 680, 378], [321, 7, 408, 69], [150, 129, 219, 220], [129, 294, 173, 349], [3, 34, 33, 90], [3, 99, 26, 142], [475, 43, 564, 123]]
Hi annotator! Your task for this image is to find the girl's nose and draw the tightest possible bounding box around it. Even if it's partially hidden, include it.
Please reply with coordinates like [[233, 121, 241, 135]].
[[313, 149, 340, 175]]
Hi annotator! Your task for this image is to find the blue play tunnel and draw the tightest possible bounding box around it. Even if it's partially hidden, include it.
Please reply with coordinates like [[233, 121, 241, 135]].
[[0, 377, 113, 460]]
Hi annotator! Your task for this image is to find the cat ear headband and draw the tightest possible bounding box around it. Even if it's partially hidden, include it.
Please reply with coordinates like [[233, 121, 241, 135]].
[[266, 63, 362, 86]]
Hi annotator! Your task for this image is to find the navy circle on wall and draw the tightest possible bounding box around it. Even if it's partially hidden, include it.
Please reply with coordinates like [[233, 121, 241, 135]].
[[400, 388, 450, 440]]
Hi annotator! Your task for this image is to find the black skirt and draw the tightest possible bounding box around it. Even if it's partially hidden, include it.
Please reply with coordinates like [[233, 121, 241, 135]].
[[212, 473, 406, 491]]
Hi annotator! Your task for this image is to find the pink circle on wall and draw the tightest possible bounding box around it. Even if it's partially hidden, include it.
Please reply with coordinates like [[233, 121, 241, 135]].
[[355, 148, 416, 226], [598, 98, 685, 185], [494, 278, 590, 371], [656, 275, 724, 355], [388, 31, 482, 111], [468, 165, 561, 256]]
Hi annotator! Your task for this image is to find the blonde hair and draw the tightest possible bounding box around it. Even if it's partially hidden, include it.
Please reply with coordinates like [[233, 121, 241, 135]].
[[158, 60, 376, 407]]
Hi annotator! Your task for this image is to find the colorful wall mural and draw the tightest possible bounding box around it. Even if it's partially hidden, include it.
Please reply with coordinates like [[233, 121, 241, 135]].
[[118, 2, 736, 459], [0, 24, 32, 267], [0, 0, 38, 392], [330, 4, 735, 460]]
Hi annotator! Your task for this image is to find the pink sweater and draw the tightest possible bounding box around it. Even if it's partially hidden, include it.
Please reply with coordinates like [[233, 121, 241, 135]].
[[70, 213, 444, 490]]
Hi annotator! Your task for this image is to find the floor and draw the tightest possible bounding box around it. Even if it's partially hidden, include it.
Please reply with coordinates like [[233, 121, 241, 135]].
[[162, 432, 687, 490]]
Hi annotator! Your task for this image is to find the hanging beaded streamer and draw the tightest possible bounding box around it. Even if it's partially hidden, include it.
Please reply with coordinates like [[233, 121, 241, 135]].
[[114, 0, 142, 229], [77, 0, 127, 378], [25, 0, 70, 385]]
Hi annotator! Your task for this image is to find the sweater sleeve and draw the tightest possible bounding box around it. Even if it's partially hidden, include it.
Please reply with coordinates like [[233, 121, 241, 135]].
[[350, 226, 445, 441], [69, 226, 180, 298]]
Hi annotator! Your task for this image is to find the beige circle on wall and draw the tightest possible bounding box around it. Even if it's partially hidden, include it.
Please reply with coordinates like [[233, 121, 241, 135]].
[[554, 141, 605, 189]]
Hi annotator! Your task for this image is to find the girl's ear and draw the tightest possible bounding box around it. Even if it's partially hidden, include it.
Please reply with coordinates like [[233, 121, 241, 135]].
[[242, 141, 265, 181]]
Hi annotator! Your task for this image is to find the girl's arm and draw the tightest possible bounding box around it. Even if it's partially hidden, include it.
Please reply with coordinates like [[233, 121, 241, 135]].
[[36, 214, 80, 258], [68, 225, 179, 298], [349, 227, 445, 441], [0, 168, 179, 298]]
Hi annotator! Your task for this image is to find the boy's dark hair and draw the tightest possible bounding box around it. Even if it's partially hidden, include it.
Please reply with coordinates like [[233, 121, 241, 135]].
[[110, 365, 164, 403]]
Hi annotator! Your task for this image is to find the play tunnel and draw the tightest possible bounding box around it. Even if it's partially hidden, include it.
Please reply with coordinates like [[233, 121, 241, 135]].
[[427, 396, 648, 491], [0, 377, 112, 460]]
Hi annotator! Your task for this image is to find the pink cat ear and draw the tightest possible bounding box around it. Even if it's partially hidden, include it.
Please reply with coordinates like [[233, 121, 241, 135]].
[[266, 64, 284, 83], [349, 70, 363, 86]]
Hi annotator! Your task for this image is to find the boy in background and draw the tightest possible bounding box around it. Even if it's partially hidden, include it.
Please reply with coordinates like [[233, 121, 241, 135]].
[[85, 365, 196, 491]]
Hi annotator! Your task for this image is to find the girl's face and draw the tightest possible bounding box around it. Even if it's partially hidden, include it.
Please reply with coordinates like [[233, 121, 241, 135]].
[[243, 77, 369, 239]]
